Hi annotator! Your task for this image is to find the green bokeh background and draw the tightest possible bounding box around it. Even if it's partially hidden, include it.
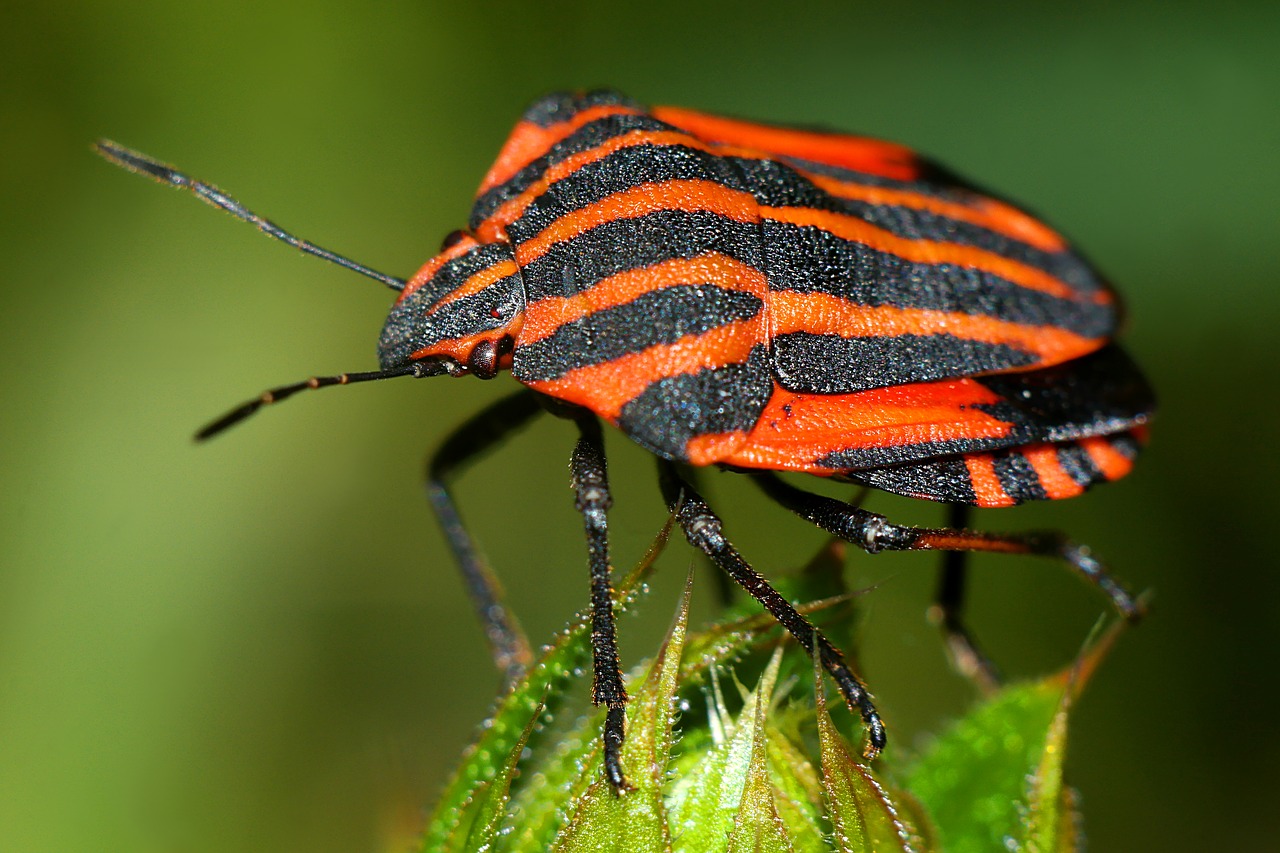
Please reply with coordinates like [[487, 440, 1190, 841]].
[[2, 2, 1276, 850]]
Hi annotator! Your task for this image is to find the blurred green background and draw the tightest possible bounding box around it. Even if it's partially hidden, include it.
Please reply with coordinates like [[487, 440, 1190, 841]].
[[2, 1, 1276, 850]]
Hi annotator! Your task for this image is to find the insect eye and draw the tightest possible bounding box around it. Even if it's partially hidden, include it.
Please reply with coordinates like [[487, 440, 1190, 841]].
[[466, 339, 500, 380], [440, 229, 469, 251]]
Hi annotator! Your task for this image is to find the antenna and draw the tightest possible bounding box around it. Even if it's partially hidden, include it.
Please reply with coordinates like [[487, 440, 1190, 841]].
[[94, 140, 406, 292], [194, 361, 454, 441]]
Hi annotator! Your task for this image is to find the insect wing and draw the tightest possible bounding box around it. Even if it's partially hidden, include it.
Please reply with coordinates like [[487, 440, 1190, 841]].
[[721, 344, 1153, 477], [844, 429, 1145, 507]]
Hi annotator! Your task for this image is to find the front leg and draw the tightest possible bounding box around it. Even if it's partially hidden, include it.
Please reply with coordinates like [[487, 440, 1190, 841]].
[[426, 390, 542, 686], [569, 415, 630, 791]]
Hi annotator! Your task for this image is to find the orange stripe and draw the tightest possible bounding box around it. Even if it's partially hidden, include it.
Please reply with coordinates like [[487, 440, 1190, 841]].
[[514, 179, 757, 264], [802, 173, 1067, 253], [912, 531, 1027, 553], [720, 381, 1015, 472], [426, 259, 520, 313], [1022, 444, 1086, 500], [409, 328, 501, 365], [476, 129, 714, 241], [756, 381, 1013, 439], [684, 432, 750, 466], [1081, 436, 1134, 482], [475, 126, 914, 244], [965, 455, 1016, 507], [479, 117, 1071, 273], [397, 233, 481, 303], [652, 106, 922, 181], [519, 254, 767, 346], [761, 205, 1108, 304], [523, 322, 756, 420], [478, 120, 1071, 279], [769, 292, 1100, 366], [476, 126, 894, 242], [476, 104, 642, 196]]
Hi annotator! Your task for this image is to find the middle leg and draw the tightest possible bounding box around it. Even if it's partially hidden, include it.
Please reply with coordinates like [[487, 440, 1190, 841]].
[[657, 460, 887, 759]]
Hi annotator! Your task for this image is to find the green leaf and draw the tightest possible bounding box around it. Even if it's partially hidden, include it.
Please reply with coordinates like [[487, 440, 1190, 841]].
[[668, 650, 784, 851], [419, 529, 1131, 853], [814, 653, 930, 852], [727, 650, 795, 853], [765, 725, 826, 852], [420, 519, 671, 852], [902, 619, 1124, 853], [447, 702, 543, 853], [549, 570, 694, 852]]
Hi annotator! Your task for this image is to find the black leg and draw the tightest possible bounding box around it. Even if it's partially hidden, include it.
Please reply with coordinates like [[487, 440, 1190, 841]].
[[930, 504, 1002, 692], [427, 390, 542, 686], [751, 473, 1143, 622], [675, 463, 736, 608], [569, 415, 630, 791], [658, 461, 887, 760]]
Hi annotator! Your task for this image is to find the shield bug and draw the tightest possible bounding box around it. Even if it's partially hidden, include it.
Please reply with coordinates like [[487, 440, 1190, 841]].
[[97, 89, 1153, 791]]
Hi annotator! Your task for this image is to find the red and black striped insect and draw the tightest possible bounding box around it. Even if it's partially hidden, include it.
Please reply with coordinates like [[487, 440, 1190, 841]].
[[98, 89, 1153, 791]]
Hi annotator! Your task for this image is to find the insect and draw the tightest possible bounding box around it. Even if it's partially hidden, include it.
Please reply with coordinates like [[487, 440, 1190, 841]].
[[98, 89, 1153, 791]]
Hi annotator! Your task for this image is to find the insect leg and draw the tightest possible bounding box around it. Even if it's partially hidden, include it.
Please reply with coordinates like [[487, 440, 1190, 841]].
[[427, 390, 543, 686], [569, 415, 630, 792], [931, 504, 1002, 692], [673, 463, 736, 607], [751, 473, 1143, 622], [658, 461, 887, 760]]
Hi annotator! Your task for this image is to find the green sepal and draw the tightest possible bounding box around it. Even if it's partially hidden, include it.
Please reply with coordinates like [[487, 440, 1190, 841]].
[[813, 651, 932, 852], [902, 618, 1126, 853], [549, 570, 694, 852], [419, 519, 671, 852]]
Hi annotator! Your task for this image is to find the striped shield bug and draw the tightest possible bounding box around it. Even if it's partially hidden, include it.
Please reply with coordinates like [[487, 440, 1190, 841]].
[[97, 89, 1153, 791]]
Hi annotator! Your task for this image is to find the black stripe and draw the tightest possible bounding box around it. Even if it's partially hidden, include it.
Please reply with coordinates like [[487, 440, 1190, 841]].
[[1056, 442, 1103, 487], [772, 331, 1038, 394], [816, 198, 1102, 296], [761, 152, 1111, 301], [815, 436, 1019, 471], [1105, 431, 1140, 460], [840, 457, 978, 504], [729, 157, 1101, 296], [761, 219, 1114, 339], [811, 346, 1152, 471], [520, 89, 641, 129], [378, 244, 520, 369], [617, 345, 772, 461], [501, 141, 1097, 294], [471, 113, 672, 228], [781, 153, 965, 196], [503, 143, 751, 244], [405, 242, 515, 311], [518, 210, 764, 304], [407, 274, 523, 348], [993, 451, 1047, 503], [513, 284, 762, 383], [975, 346, 1155, 443]]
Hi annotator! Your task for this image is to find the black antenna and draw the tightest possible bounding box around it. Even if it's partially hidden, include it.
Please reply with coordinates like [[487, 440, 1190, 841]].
[[94, 140, 406, 292], [195, 361, 454, 441]]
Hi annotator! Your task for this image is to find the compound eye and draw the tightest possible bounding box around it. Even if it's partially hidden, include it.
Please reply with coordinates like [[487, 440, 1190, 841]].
[[440, 229, 469, 251], [466, 339, 500, 380]]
